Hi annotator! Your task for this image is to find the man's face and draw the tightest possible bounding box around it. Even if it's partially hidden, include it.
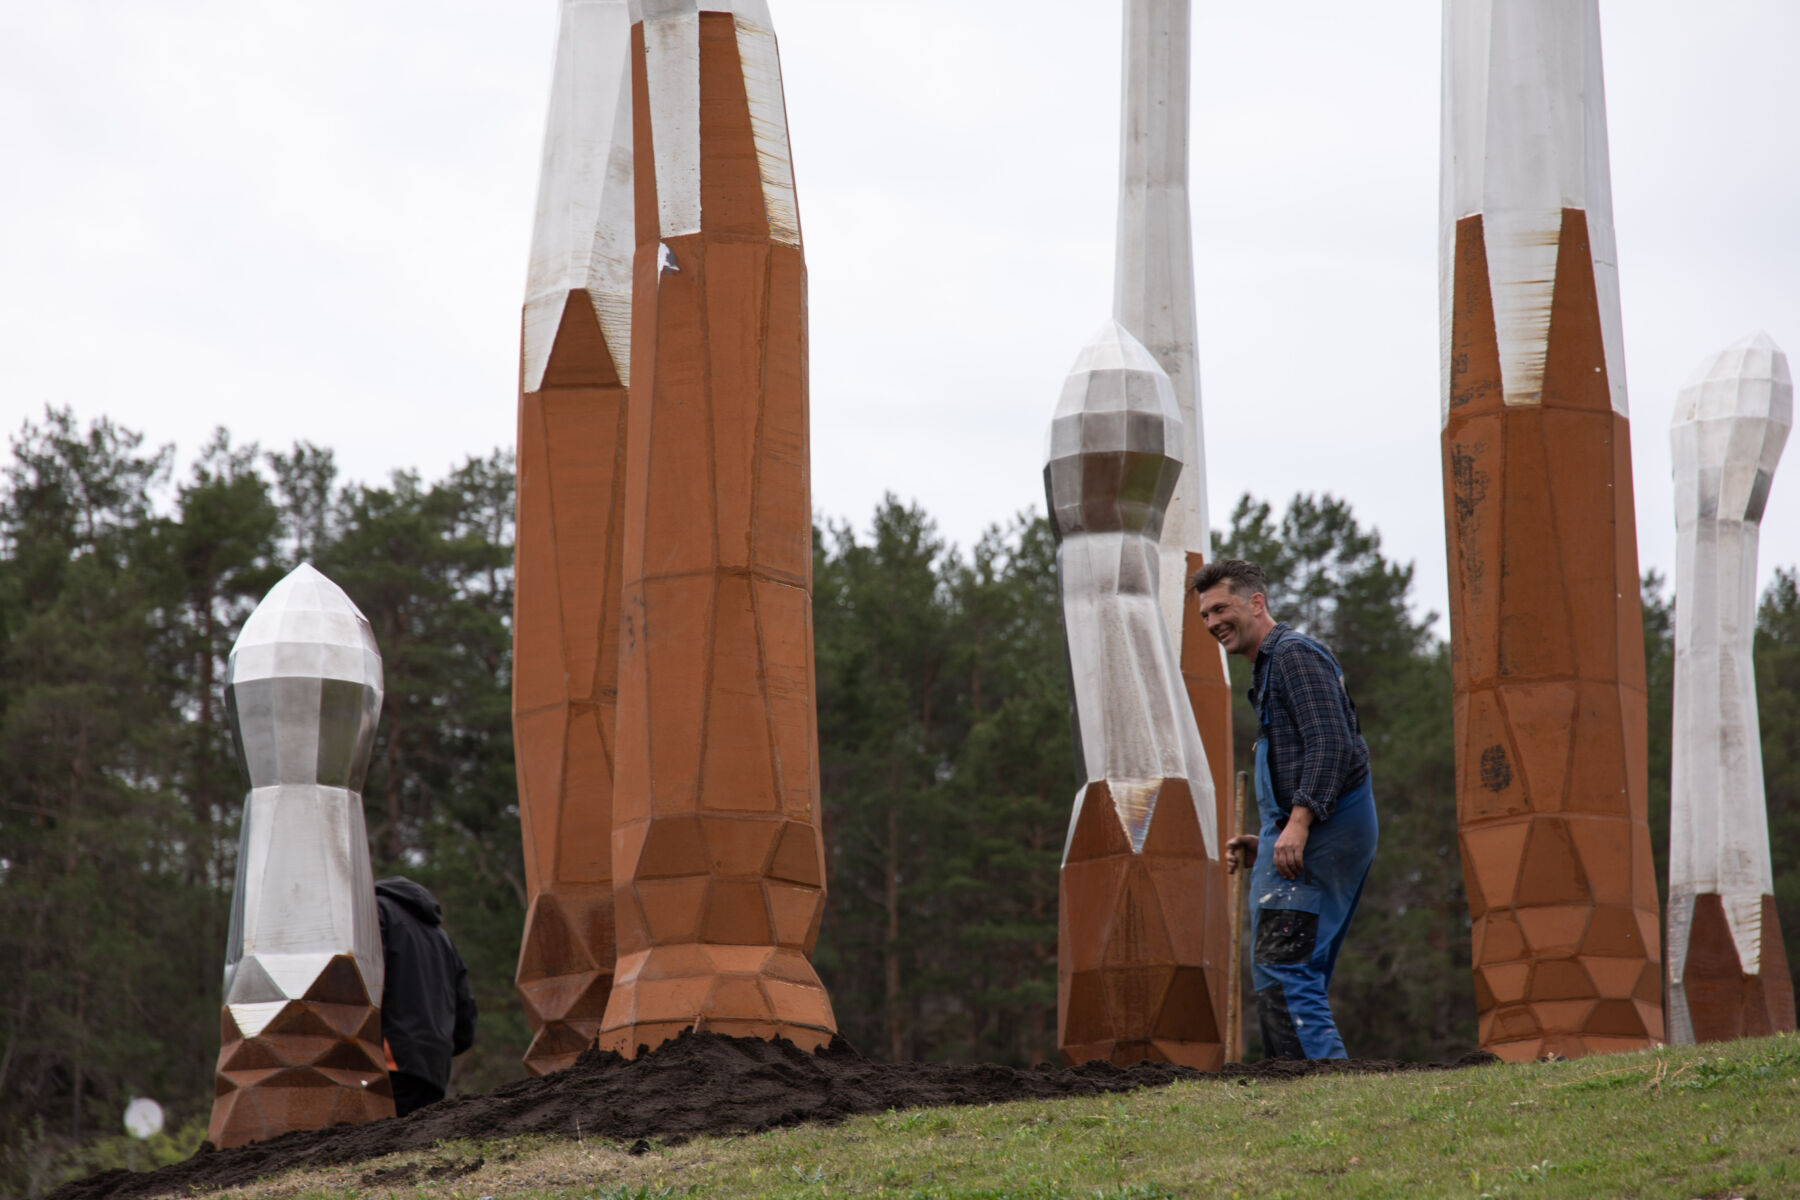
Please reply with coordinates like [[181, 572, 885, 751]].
[[1197, 583, 1265, 655]]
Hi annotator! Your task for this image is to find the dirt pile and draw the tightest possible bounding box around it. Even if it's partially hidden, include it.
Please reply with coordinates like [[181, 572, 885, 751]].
[[51, 1032, 1496, 1200]]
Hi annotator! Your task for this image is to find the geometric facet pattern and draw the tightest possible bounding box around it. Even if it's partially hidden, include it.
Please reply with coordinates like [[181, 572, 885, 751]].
[[1059, 780, 1224, 1069], [211, 565, 393, 1146], [1440, 0, 1661, 1061], [1668, 333, 1796, 1043], [595, 0, 836, 1056], [514, 0, 637, 1077], [1047, 324, 1222, 1069]]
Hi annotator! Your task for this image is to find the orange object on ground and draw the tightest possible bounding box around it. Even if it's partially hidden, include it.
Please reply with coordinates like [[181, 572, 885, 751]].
[[1441, 5, 1661, 1061], [1442, 209, 1662, 1061], [1060, 779, 1224, 1069], [512, 0, 636, 1077], [513, 301, 630, 1074], [596, 1, 835, 1057], [1182, 549, 1236, 1054]]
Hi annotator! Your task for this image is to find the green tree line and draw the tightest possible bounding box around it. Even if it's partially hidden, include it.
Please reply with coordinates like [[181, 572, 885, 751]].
[[1, 410, 1796, 1192]]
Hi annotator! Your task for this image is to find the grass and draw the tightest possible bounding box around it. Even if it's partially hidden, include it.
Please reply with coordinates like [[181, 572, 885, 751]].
[[180, 1033, 1800, 1200]]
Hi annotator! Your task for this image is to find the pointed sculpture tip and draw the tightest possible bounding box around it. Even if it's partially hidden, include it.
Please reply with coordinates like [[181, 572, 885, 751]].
[[251, 562, 371, 624], [1674, 331, 1795, 429], [273, 561, 334, 595], [1684, 331, 1792, 387], [1071, 319, 1163, 377]]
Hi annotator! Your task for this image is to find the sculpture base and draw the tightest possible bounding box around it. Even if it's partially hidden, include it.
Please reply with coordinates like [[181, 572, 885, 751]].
[[208, 994, 392, 1148], [1058, 779, 1225, 1072], [516, 888, 616, 1075], [1060, 1005, 1225, 1072], [597, 944, 836, 1058], [1671, 892, 1796, 1045]]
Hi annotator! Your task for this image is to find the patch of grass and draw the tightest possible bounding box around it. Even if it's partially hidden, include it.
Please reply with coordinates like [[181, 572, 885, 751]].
[[185, 1032, 1800, 1200]]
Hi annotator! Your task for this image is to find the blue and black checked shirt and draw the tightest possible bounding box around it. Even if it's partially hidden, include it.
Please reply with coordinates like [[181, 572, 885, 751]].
[[1249, 623, 1370, 824]]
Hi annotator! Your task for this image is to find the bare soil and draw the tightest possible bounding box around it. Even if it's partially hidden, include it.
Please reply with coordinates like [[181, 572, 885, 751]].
[[50, 1032, 1496, 1200]]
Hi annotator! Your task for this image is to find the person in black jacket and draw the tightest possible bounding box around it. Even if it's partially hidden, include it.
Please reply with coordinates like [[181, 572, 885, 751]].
[[375, 876, 477, 1116]]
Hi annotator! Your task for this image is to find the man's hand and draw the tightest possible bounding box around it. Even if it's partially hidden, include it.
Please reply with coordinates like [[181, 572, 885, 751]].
[[1272, 807, 1314, 880], [1225, 835, 1258, 875]]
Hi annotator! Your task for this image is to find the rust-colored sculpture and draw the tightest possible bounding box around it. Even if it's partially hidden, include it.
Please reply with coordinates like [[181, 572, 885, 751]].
[[1440, 0, 1661, 1060], [1181, 558, 1235, 1043], [210, 565, 393, 1147], [1049, 324, 1224, 1070], [595, 0, 836, 1055], [513, 0, 636, 1077]]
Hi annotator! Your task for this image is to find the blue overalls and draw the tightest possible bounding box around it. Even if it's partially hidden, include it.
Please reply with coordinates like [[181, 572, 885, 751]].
[[1250, 635, 1379, 1060]]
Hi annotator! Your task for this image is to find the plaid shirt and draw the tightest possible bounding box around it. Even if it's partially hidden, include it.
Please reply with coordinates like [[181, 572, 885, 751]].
[[1249, 623, 1370, 823]]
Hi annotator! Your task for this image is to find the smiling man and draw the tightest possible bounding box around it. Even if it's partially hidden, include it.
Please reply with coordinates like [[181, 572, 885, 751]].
[[1193, 558, 1379, 1060]]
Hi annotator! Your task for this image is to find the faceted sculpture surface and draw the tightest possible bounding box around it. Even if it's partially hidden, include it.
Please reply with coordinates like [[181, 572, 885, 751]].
[[1669, 333, 1797, 1043], [210, 564, 392, 1148], [513, 0, 636, 1077], [1111, 0, 1235, 995], [1048, 323, 1223, 1070], [596, 0, 836, 1056], [1439, 0, 1661, 1061]]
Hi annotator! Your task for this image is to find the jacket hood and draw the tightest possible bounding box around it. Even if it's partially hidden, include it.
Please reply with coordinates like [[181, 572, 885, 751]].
[[376, 876, 443, 926]]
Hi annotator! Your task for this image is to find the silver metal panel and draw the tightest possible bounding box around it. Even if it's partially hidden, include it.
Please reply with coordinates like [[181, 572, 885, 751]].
[[222, 564, 386, 1012], [1114, 0, 1212, 648]]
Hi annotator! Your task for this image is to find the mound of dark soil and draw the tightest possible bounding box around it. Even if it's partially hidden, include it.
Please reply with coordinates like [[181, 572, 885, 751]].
[[51, 1033, 1496, 1200]]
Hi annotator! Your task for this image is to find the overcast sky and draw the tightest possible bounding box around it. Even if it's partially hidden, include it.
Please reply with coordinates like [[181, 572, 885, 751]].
[[2, 1, 1796, 630]]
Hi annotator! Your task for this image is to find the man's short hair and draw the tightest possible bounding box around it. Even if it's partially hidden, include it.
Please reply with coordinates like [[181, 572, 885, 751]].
[[1190, 558, 1268, 601]]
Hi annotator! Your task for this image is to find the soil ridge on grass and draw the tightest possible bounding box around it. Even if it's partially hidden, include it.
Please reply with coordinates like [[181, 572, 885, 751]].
[[49, 1031, 1495, 1200]]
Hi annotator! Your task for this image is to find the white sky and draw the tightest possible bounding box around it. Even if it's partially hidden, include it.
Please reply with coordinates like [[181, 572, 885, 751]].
[[2, 1, 1796, 631]]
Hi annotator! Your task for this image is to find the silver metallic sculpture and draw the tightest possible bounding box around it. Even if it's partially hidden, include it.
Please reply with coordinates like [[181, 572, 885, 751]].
[[209, 563, 392, 1148], [1046, 324, 1212, 804], [1669, 332, 1797, 1043], [1115, 0, 1210, 645], [1047, 322, 1224, 1069]]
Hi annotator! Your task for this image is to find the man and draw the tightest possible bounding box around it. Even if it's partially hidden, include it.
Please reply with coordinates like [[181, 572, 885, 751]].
[[376, 876, 478, 1115], [1192, 559, 1378, 1060]]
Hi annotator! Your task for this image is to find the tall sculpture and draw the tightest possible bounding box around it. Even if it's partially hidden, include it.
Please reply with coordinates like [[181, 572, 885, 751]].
[[1669, 332, 1797, 1044], [1439, 0, 1661, 1060], [210, 565, 391, 1148], [1112, 0, 1235, 988], [596, 0, 837, 1055], [513, 0, 636, 1077], [1048, 322, 1224, 1070]]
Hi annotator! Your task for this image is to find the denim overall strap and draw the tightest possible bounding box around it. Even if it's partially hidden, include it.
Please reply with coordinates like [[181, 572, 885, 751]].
[[1249, 632, 1379, 1060]]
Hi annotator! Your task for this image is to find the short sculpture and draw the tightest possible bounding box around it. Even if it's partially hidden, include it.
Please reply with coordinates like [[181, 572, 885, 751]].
[[210, 564, 391, 1148], [1439, 0, 1661, 1060], [1048, 322, 1224, 1070], [513, 0, 636, 1077], [1112, 0, 1235, 950], [597, 0, 837, 1054], [1669, 333, 1798, 1043]]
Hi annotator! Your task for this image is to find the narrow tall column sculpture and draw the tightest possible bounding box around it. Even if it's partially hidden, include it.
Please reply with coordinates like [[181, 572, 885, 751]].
[[209, 565, 390, 1148], [1113, 0, 1232, 837], [1049, 322, 1224, 1070], [597, 0, 836, 1055], [1669, 332, 1797, 1044], [1439, 0, 1661, 1061], [513, 0, 636, 1077]]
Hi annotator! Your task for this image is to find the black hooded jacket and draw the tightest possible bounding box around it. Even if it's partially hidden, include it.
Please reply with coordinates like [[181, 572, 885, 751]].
[[375, 877, 477, 1091]]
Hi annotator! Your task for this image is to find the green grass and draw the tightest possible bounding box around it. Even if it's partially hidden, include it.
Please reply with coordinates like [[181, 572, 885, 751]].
[[203, 1033, 1800, 1200]]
